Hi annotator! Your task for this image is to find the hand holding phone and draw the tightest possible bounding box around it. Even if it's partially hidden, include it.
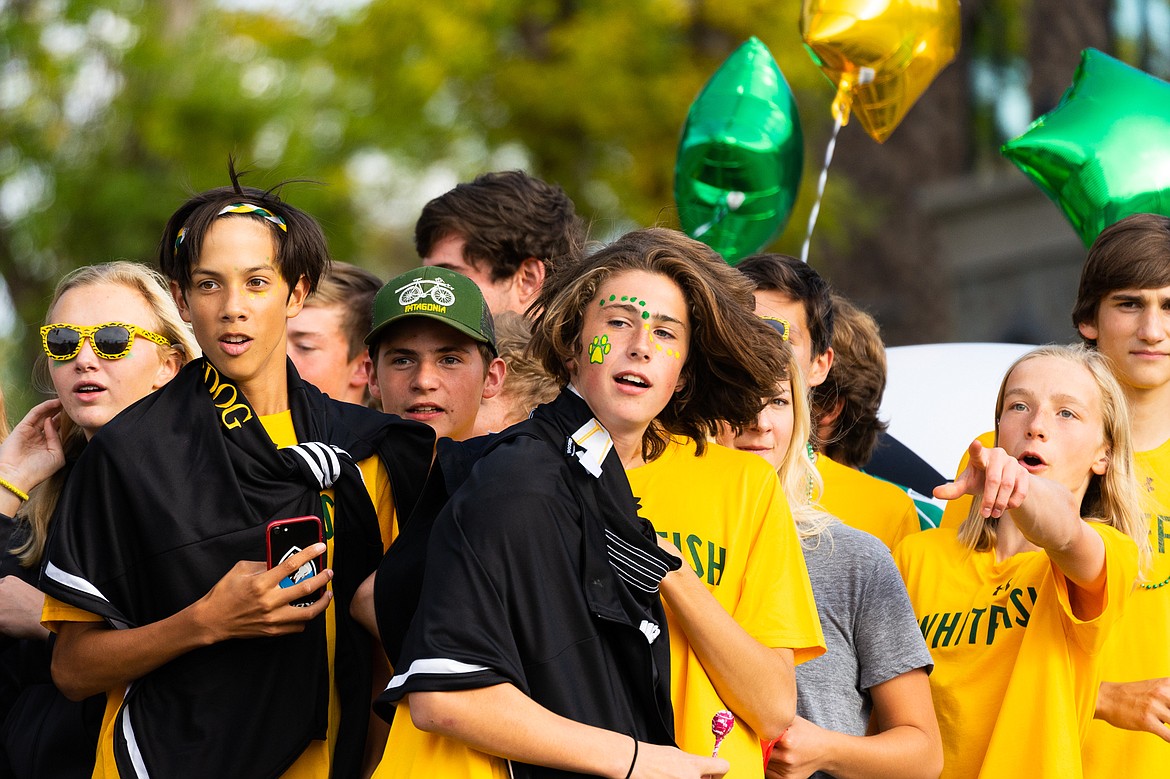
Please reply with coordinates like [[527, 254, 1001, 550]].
[[267, 517, 325, 607]]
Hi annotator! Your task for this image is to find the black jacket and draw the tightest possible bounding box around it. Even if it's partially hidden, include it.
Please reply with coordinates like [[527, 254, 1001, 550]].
[[376, 390, 680, 778], [40, 359, 435, 779]]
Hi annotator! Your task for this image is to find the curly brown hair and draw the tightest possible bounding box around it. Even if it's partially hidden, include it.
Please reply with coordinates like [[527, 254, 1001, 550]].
[[529, 228, 787, 460]]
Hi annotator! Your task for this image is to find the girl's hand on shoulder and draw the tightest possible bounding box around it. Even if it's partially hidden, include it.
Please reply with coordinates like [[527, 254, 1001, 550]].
[[932, 440, 1029, 519], [0, 399, 66, 494]]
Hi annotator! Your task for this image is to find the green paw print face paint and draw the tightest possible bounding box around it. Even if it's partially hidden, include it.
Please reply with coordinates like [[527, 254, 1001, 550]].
[[589, 334, 612, 364]]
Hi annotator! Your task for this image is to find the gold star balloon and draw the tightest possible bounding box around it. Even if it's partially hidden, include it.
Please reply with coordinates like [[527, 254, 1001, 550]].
[[674, 37, 804, 264], [801, 0, 960, 143], [1002, 48, 1170, 246]]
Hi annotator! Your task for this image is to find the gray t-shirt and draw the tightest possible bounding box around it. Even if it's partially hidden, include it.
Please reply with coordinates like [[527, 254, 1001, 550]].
[[795, 522, 933, 778]]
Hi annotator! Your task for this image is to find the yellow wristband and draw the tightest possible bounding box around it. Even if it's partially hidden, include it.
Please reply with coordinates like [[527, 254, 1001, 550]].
[[0, 477, 29, 503]]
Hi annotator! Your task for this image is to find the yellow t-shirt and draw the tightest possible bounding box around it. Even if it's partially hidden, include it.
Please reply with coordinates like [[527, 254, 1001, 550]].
[[816, 452, 919, 550], [1083, 436, 1170, 777], [627, 438, 825, 777], [894, 525, 1138, 779], [938, 431, 997, 530], [42, 410, 396, 779]]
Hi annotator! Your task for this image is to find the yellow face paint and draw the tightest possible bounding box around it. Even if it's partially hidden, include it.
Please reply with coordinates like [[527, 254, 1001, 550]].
[[643, 322, 681, 360]]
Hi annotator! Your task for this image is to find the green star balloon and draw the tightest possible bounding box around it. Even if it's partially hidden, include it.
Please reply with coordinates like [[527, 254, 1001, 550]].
[[1002, 48, 1170, 246], [674, 37, 803, 265]]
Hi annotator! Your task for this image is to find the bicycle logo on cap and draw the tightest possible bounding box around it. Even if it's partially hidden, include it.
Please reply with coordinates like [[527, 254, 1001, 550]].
[[396, 277, 457, 307]]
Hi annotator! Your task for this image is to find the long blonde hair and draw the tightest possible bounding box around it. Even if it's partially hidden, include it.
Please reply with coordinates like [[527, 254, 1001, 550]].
[[956, 344, 1150, 570], [771, 349, 836, 542], [17, 261, 197, 567]]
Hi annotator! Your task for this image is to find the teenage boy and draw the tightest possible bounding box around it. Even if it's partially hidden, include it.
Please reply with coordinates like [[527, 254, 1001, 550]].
[[39, 182, 435, 778], [288, 261, 382, 405], [352, 265, 506, 716], [736, 254, 918, 550], [417, 170, 586, 316], [366, 266, 506, 443], [1073, 214, 1170, 779]]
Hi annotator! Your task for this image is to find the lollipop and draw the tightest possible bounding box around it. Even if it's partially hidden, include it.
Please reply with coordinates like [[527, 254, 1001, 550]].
[[711, 709, 735, 757]]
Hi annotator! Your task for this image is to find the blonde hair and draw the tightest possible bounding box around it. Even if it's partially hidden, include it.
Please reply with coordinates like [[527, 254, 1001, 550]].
[[0, 386, 8, 442], [771, 348, 835, 542], [303, 261, 382, 361], [494, 312, 560, 421], [18, 261, 197, 567], [956, 344, 1150, 570]]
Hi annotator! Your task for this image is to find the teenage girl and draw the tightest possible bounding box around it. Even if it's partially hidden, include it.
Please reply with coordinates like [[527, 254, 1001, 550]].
[[893, 344, 1147, 779], [716, 329, 941, 779]]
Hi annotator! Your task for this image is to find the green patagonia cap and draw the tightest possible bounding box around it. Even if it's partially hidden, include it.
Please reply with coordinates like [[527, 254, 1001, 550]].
[[366, 266, 497, 355]]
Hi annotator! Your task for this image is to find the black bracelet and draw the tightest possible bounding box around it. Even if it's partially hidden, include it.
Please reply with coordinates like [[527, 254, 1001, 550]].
[[624, 735, 638, 779]]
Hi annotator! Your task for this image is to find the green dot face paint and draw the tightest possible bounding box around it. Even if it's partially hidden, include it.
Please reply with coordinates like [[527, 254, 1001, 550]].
[[594, 294, 682, 360]]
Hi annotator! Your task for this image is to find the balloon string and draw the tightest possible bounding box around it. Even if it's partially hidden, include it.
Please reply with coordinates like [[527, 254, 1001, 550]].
[[800, 114, 842, 264]]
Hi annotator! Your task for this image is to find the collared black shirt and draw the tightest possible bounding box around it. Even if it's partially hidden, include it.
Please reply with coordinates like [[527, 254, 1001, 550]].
[[378, 391, 678, 778]]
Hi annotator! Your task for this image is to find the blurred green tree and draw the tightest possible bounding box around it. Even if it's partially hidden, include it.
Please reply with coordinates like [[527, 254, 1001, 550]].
[[2, 0, 856, 420]]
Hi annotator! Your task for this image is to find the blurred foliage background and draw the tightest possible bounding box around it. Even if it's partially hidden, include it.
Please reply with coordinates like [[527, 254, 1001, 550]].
[[2, 0, 1167, 420]]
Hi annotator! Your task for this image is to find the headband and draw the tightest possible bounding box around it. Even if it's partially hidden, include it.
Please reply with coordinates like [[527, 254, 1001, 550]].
[[173, 202, 289, 255]]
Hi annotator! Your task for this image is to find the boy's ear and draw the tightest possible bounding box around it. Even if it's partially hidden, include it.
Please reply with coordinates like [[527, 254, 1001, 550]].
[[514, 258, 546, 309], [481, 357, 507, 400], [170, 281, 192, 324], [367, 350, 383, 405], [807, 346, 834, 388], [1077, 319, 1099, 342], [348, 354, 372, 393], [285, 275, 310, 317]]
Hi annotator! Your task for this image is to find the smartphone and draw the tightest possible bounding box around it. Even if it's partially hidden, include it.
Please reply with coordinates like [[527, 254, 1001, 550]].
[[266, 516, 325, 607]]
